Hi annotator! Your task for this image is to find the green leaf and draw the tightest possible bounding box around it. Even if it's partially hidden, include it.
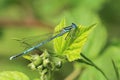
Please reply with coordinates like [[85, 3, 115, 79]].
[[54, 19, 96, 61], [53, 19, 66, 54], [78, 66, 106, 80], [96, 45, 120, 80], [0, 71, 30, 80], [82, 23, 107, 58]]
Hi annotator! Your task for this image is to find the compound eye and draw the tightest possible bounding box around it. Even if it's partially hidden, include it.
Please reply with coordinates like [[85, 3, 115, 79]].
[[72, 23, 77, 28]]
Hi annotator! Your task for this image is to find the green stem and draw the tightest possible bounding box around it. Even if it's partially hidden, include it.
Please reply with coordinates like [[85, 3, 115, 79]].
[[112, 59, 120, 80], [77, 53, 109, 80]]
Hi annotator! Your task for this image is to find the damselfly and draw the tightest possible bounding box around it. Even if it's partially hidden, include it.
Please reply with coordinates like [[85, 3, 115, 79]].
[[10, 23, 77, 60]]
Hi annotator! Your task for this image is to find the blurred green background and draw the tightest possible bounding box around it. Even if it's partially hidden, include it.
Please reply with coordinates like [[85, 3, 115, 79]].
[[0, 0, 120, 80]]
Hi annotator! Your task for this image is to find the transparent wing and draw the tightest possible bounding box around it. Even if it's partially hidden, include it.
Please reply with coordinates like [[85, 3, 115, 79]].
[[14, 31, 60, 55], [20, 32, 54, 45]]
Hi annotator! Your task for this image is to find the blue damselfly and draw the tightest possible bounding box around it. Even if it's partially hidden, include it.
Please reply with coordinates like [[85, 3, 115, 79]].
[[10, 23, 77, 60]]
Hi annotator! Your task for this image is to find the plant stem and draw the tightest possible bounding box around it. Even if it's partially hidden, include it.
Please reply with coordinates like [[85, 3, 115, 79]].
[[112, 59, 120, 80], [77, 53, 109, 80]]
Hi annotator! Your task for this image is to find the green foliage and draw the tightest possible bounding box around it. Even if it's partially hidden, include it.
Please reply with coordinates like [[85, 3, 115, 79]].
[[25, 50, 62, 80], [77, 53, 109, 80], [97, 45, 120, 80], [82, 23, 107, 58], [78, 66, 106, 80], [0, 0, 120, 80], [112, 60, 120, 80], [0, 71, 29, 80], [54, 19, 96, 61]]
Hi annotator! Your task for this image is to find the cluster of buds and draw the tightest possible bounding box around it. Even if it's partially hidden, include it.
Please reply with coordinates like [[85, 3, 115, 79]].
[[27, 50, 62, 80]]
